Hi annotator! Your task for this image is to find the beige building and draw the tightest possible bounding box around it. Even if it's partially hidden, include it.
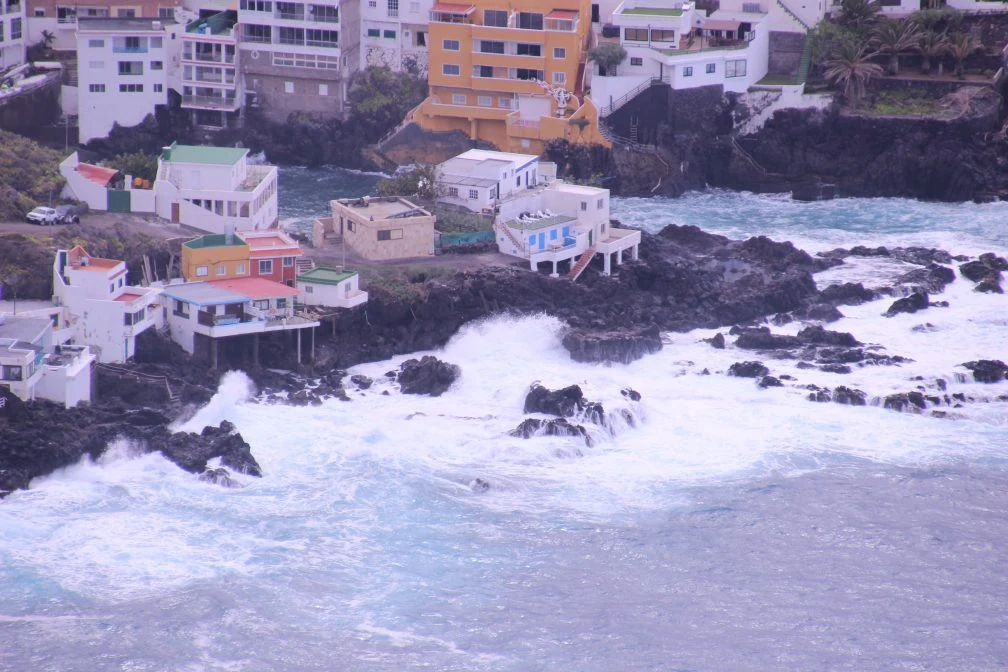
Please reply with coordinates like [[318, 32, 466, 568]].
[[330, 196, 435, 261]]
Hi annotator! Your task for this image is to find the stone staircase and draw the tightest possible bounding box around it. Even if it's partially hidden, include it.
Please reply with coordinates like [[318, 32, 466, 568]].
[[567, 247, 596, 281], [496, 220, 527, 254], [775, 0, 810, 31], [794, 36, 813, 85], [295, 257, 316, 274]]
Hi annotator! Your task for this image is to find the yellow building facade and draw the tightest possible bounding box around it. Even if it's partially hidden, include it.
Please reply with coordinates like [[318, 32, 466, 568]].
[[180, 235, 252, 282], [417, 0, 609, 154]]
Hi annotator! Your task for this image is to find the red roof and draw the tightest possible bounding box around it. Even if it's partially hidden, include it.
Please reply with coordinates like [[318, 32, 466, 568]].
[[115, 291, 146, 303], [431, 2, 474, 13], [208, 277, 299, 300], [68, 245, 125, 272], [703, 18, 741, 31], [76, 163, 118, 187], [547, 9, 578, 19]]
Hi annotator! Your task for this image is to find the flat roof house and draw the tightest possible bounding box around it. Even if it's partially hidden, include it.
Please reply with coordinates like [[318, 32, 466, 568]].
[[297, 266, 367, 309], [435, 149, 554, 213], [154, 142, 279, 234], [53, 245, 162, 363], [0, 316, 95, 408], [331, 196, 435, 262], [180, 233, 252, 281], [161, 276, 320, 367]]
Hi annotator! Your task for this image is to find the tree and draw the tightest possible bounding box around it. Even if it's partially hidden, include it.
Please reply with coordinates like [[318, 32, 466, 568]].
[[588, 43, 628, 77], [838, 0, 882, 32], [107, 151, 159, 183], [345, 66, 427, 144], [917, 30, 948, 75], [947, 32, 982, 78], [824, 42, 884, 105], [872, 19, 921, 75]]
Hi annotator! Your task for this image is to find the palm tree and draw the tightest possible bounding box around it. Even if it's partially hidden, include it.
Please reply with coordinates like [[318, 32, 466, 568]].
[[917, 30, 948, 75], [824, 42, 885, 105], [872, 19, 921, 75], [947, 32, 982, 79], [839, 0, 882, 32]]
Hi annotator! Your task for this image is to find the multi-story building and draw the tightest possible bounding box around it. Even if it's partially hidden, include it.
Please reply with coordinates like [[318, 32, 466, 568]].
[[415, 0, 607, 154], [241, 230, 304, 285], [180, 230, 305, 285], [0, 316, 95, 408], [331, 196, 435, 261], [358, 0, 432, 75], [181, 9, 241, 128], [153, 142, 279, 233], [52, 245, 163, 363], [0, 0, 26, 71], [26, 0, 181, 53], [237, 0, 358, 122], [75, 17, 181, 144], [435, 148, 550, 212]]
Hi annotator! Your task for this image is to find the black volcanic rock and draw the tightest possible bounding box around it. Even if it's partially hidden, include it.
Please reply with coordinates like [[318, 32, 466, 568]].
[[796, 325, 860, 347], [396, 356, 460, 396], [524, 384, 604, 424], [975, 273, 1003, 294], [351, 374, 373, 389], [960, 260, 992, 282], [728, 361, 770, 378], [562, 326, 662, 364], [734, 327, 801, 350], [818, 282, 876, 306], [961, 360, 1008, 383], [510, 418, 591, 447], [886, 292, 929, 316], [706, 332, 726, 349], [833, 386, 867, 406], [896, 264, 955, 294], [758, 376, 783, 388], [884, 392, 928, 413]]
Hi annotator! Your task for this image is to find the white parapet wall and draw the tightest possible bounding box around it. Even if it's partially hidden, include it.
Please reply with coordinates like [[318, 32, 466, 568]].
[[735, 85, 833, 136]]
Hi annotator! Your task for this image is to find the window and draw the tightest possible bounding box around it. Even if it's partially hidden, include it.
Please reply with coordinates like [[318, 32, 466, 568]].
[[153, 83, 163, 92], [484, 9, 508, 27], [624, 27, 647, 41], [479, 40, 505, 54], [1, 365, 24, 381], [416, 31, 426, 46], [469, 189, 479, 199], [319, 83, 328, 95], [650, 29, 675, 42], [553, 47, 565, 59], [240, 0, 273, 9], [216, 263, 227, 276], [726, 59, 747, 78], [498, 97, 512, 108], [88, 83, 106, 92], [196, 265, 209, 277], [285, 80, 294, 93], [116, 8, 136, 17], [312, 4, 339, 22], [150, 37, 162, 49], [259, 259, 273, 274], [377, 228, 403, 241], [369, 0, 376, 6], [118, 61, 143, 75], [443, 63, 460, 76], [452, 93, 466, 104], [596, 197, 604, 209], [11, 18, 21, 40], [283, 256, 294, 267], [150, 60, 164, 71], [244, 24, 272, 42], [34, 8, 44, 16], [447, 187, 459, 198], [512, 68, 543, 81], [516, 11, 542, 29], [174, 299, 189, 317], [305, 285, 313, 294], [706, 63, 716, 74], [119, 83, 144, 92], [552, 71, 566, 85], [88, 38, 105, 48], [347, 220, 354, 232], [253, 299, 269, 310], [475, 65, 494, 78], [580, 201, 587, 211], [630, 57, 643, 66], [236, 262, 246, 275], [278, 26, 305, 44], [277, 298, 287, 309], [383, 29, 396, 38], [477, 94, 491, 106], [159, 7, 174, 18], [123, 37, 140, 49], [367, 28, 380, 37], [516, 43, 541, 56], [387, 0, 398, 16], [742, 2, 762, 10], [442, 38, 459, 50], [683, 66, 693, 77]]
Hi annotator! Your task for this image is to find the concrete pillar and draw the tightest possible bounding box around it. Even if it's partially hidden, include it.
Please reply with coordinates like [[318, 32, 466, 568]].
[[632, 244, 639, 261], [252, 334, 259, 367], [551, 261, 558, 278], [617, 248, 623, 266], [311, 327, 315, 361], [529, 258, 536, 271], [211, 338, 218, 370], [604, 252, 611, 276], [469, 118, 478, 140], [296, 329, 302, 364]]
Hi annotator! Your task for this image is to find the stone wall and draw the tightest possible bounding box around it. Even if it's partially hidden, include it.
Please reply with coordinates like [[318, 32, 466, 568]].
[[768, 31, 806, 78], [243, 60, 344, 124], [379, 122, 487, 167]]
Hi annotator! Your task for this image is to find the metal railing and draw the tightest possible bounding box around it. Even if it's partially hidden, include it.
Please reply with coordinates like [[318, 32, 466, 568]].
[[598, 77, 661, 117], [181, 94, 239, 109]]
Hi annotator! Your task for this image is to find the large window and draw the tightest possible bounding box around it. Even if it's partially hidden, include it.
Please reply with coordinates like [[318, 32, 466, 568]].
[[725, 59, 747, 78], [387, 0, 398, 16], [516, 11, 542, 29], [682, 66, 693, 77], [553, 47, 565, 59], [630, 57, 643, 66], [1, 365, 24, 381], [516, 42, 541, 56], [442, 38, 459, 50], [278, 26, 305, 45], [119, 83, 144, 92], [483, 9, 508, 27], [377, 229, 403, 241], [306, 28, 338, 47], [244, 24, 271, 43], [650, 29, 675, 42], [443, 63, 460, 75], [511, 68, 543, 81], [479, 40, 505, 54], [259, 259, 273, 275], [624, 27, 647, 41], [240, 0, 272, 10], [118, 61, 143, 75], [312, 4, 339, 22], [11, 18, 21, 40]]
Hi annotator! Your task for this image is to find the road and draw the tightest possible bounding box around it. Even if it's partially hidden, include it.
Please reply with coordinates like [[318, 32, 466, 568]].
[[0, 212, 200, 240]]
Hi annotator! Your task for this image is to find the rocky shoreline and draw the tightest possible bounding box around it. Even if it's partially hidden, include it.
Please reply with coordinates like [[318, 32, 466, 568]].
[[2, 225, 1006, 497]]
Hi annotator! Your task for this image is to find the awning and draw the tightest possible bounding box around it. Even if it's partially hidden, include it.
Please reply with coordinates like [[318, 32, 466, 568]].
[[431, 2, 475, 14], [702, 18, 741, 31], [546, 9, 578, 19]]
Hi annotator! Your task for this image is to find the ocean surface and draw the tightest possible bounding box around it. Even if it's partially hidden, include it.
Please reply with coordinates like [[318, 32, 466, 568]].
[[2, 177, 1008, 671]]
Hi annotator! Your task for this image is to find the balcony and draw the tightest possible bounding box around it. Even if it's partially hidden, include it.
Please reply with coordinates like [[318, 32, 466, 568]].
[[305, 39, 338, 48], [186, 50, 237, 63], [7, 3, 21, 14], [114, 46, 148, 54], [182, 94, 240, 110], [275, 10, 305, 19], [185, 71, 237, 85], [57, 14, 76, 23]]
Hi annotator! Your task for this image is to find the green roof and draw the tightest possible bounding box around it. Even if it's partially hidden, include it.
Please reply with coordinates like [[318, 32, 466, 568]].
[[183, 234, 249, 249], [623, 6, 683, 15], [298, 266, 358, 285], [163, 143, 248, 166]]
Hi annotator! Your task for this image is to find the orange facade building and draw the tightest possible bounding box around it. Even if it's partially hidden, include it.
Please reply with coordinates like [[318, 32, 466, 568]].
[[416, 0, 608, 154]]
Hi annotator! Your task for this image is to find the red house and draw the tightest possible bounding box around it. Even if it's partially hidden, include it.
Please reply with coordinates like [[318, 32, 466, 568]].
[[238, 231, 304, 286]]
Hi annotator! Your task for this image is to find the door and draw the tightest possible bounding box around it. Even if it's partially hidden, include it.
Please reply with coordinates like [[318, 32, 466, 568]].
[[107, 189, 131, 213], [171, 202, 180, 223], [537, 233, 545, 250]]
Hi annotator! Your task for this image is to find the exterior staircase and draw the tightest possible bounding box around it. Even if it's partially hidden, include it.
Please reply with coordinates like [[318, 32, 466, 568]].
[[295, 257, 316, 275], [629, 116, 639, 143], [775, 0, 810, 30], [567, 247, 596, 281], [794, 36, 813, 85], [495, 220, 527, 254]]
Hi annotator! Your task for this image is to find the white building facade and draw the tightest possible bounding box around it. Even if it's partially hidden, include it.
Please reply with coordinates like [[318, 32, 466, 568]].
[[435, 149, 552, 213], [296, 266, 368, 308], [0, 316, 95, 408], [358, 0, 431, 75], [76, 17, 181, 144], [154, 142, 279, 233], [181, 9, 242, 127], [0, 0, 26, 71]]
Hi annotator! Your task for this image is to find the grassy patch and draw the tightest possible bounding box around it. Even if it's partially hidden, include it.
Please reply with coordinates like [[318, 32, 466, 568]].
[[754, 75, 793, 87], [623, 7, 682, 15], [358, 264, 455, 300], [860, 89, 940, 116]]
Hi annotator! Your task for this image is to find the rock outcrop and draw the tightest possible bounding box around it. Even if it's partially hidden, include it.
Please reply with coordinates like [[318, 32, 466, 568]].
[[396, 356, 461, 396]]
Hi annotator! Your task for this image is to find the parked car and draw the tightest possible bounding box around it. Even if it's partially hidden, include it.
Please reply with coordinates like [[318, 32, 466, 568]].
[[55, 204, 84, 225], [26, 206, 58, 225]]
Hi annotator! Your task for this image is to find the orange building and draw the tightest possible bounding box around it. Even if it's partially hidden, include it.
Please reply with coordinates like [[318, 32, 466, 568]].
[[416, 0, 608, 154]]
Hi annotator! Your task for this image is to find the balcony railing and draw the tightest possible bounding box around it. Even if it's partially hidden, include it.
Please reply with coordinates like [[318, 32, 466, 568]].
[[182, 94, 239, 110], [187, 50, 237, 63], [305, 39, 338, 48], [113, 46, 148, 53], [275, 10, 305, 19], [311, 13, 339, 22], [57, 15, 76, 23]]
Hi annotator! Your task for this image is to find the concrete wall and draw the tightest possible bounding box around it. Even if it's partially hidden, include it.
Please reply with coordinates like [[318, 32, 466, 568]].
[[342, 213, 435, 260], [243, 58, 344, 123], [35, 353, 93, 408], [735, 85, 832, 135], [767, 31, 805, 78], [59, 152, 110, 210], [298, 275, 367, 307]]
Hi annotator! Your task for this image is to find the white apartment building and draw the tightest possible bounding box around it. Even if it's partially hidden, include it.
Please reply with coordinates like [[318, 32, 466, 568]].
[[238, 0, 359, 122], [435, 149, 553, 213], [358, 0, 432, 75], [26, 0, 182, 53], [0, 316, 95, 408], [76, 17, 181, 144], [153, 142, 279, 233], [181, 9, 241, 127], [0, 0, 25, 71], [53, 245, 163, 363]]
